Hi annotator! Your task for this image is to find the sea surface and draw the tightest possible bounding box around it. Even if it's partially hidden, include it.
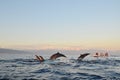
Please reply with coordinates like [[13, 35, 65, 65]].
[[0, 53, 120, 80]]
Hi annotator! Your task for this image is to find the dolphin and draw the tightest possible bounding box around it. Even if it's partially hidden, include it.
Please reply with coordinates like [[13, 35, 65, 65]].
[[50, 52, 66, 60], [35, 55, 44, 62], [77, 53, 90, 61]]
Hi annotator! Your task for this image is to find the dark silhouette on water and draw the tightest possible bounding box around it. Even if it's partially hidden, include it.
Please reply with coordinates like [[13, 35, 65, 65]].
[[35, 52, 90, 62], [35, 55, 45, 62], [50, 52, 66, 60], [77, 53, 90, 61]]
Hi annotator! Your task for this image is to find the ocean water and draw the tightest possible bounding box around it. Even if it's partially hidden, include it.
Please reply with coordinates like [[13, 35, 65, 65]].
[[0, 53, 120, 80]]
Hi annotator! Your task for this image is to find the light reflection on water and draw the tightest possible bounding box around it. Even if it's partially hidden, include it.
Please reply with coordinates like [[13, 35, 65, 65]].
[[0, 53, 120, 80]]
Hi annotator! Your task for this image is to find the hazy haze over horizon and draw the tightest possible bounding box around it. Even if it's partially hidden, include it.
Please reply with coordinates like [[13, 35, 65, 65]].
[[0, 0, 120, 50]]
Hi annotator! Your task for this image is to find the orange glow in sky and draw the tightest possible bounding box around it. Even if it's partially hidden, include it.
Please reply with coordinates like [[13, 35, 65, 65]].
[[0, 0, 120, 51]]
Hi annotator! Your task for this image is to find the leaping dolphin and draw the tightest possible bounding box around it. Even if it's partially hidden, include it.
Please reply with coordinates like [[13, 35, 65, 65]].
[[50, 52, 66, 60], [35, 55, 45, 62], [77, 53, 90, 61]]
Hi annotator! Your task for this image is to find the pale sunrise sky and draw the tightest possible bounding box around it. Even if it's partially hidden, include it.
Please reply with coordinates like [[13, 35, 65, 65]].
[[0, 0, 120, 50]]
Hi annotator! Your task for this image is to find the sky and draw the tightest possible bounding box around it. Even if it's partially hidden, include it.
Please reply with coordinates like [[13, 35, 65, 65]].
[[0, 0, 120, 50]]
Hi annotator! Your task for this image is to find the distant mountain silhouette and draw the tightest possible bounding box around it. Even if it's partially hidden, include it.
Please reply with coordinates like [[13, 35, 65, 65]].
[[0, 48, 30, 54]]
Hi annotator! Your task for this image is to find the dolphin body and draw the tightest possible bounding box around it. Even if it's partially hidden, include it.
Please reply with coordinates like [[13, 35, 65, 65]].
[[35, 55, 45, 62], [50, 52, 66, 60], [77, 53, 90, 61]]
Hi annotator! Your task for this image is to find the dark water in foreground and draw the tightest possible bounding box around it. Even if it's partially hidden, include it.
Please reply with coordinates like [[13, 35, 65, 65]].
[[0, 54, 120, 80]]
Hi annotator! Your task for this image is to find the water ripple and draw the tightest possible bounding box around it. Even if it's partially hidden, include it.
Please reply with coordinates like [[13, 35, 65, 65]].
[[0, 57, 120, 80]]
